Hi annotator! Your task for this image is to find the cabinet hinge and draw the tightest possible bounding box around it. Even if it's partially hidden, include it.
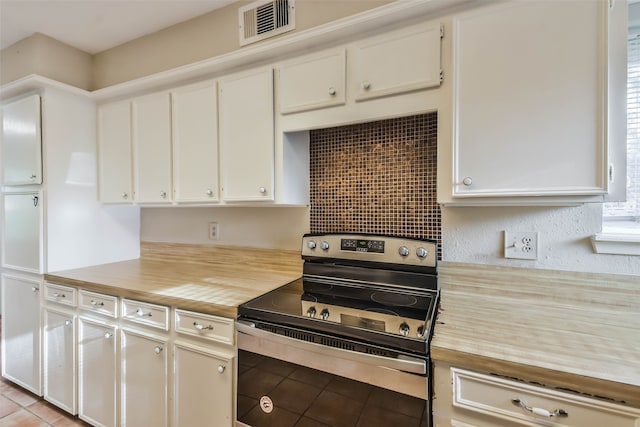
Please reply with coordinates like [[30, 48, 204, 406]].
[[440, 69, 444, 83], [609, 164, 614, 182], [440, 24, 444, 39]]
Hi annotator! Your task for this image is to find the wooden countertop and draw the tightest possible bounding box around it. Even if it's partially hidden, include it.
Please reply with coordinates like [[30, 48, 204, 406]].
[[431, 262, 640, 407], [44, 242, 303, 318]]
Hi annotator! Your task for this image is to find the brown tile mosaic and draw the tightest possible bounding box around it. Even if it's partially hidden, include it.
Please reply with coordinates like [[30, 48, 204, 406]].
[[309, 113, 441, 258]]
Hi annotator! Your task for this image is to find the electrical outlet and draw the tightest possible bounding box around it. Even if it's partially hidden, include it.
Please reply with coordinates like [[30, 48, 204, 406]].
[[504, 231, 538, 260], [208, 222, 219, 240]]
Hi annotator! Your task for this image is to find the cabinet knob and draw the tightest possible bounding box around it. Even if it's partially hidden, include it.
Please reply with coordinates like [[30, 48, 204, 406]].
[[53, 293, 66, 299], [259, 187, 267, 194], [154, 346, 163, 354], [328, 87, 336, 96], [31, 287, 39, 293], [121, 192, 128, 200], [160, 191, 167, 199], [104, 332, 113, 339], [217, 365, 226, 374], [362, 81, 371, 90], [462, 176, 473, 186], [90, 300, 104, 307], [206, 188, 214, 197], [30, 174, 37, 180], [64, 320, 73, 326]]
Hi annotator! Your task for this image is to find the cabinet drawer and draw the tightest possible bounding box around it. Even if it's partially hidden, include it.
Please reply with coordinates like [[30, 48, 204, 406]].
[[452, 368, 640, 427], [79, 290, 118, 318], [44, 282, 77, 307], [121, 299, 169, 331], [174, 309, 234, 345]]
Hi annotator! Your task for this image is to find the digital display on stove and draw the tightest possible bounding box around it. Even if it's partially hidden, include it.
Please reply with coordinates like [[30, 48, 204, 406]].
[[341, 238, 385, 253]]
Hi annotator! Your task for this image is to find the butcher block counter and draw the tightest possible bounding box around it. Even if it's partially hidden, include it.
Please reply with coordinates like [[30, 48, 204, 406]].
[[44, 242, 303, 318], [431, 262, 640, 409]]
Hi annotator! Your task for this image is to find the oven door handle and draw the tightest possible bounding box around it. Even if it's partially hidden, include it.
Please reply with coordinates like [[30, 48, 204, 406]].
[[236, 320, 427, 375]]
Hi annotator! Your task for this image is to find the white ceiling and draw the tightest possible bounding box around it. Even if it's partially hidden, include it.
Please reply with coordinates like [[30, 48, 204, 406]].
[[0, 0, 237, 55]]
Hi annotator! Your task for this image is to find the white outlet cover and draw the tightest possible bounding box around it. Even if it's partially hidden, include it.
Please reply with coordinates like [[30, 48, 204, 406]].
[[504, 231, 538, 260]]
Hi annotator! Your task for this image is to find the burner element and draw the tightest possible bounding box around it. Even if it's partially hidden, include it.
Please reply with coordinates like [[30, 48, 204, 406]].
[[371, 291, 418, 307]]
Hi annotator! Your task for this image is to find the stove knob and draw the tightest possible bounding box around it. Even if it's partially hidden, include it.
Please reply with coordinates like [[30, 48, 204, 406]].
[[417, 325, 425, 338], [306, 307, 317, 318], [398, 246, 410, 257], [320, 241, 330, 251], [416, 247, 428, 258], [399, 323, 410, 336], [307, 240, 317, 250], [320, 309, 330, 320]]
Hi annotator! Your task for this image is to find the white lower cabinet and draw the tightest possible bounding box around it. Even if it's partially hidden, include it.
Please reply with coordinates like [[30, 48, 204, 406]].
[[43, 307, 76, 414], [78, 317, 118, 427], [121, 328, 169, 427], [1, 273, 41, 395], [434, 365, 640, 427], [173, 342, 233, 426]]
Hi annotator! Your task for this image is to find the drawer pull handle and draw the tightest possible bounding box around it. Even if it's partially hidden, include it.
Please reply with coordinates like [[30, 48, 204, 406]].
[[53, 293, 66, 299], [90, 300, 105, 307], [136, 308, 152, 317], [512, 398, 568, 417], [193, 321, 214, 331]]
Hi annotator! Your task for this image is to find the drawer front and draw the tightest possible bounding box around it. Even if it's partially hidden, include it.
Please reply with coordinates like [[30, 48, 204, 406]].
[[79, 290, 118, 318], [174, 309, 233, 345], [44, 282, 77, 307], [121, 299, 169, 331], [452, 368, 640, 427]]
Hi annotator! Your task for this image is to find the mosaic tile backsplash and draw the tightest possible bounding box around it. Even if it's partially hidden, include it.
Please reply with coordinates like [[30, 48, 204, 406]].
[[309, 113, 441, 258]]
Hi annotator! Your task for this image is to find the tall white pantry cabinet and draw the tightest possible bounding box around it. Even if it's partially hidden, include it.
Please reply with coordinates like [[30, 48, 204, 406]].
[[0, 81, 140, 397]]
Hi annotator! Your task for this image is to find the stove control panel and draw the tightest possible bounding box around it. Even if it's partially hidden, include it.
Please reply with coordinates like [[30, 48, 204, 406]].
[[302, 234, 436, 267]]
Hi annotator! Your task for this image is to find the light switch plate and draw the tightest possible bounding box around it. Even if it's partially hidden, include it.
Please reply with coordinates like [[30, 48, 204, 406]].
[[504, 231, 538, 260]]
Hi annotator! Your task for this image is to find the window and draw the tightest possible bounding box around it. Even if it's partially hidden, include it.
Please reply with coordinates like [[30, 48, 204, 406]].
[[603, 29, 640, 224]]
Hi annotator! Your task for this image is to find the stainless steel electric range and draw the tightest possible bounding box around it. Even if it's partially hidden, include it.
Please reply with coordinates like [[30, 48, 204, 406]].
[[236, 233, 439, 427]]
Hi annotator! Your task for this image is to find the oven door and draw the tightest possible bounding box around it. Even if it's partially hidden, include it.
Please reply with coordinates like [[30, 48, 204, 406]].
[[236, 320, 430, 427]]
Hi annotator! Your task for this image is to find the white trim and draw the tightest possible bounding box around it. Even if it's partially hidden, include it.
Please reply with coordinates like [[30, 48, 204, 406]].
[[592, 230, 640, 255]]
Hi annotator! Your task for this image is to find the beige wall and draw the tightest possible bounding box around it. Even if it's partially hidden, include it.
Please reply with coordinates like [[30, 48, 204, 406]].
[[0, 33, 93, 89], [92, 0, 392, 89], [0, 0, 392, 90]]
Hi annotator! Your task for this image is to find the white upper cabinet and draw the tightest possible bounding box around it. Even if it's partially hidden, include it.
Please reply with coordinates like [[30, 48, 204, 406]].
[[450, 0, 618, 201], [278, 49, 346, 114], [97, 101, 133, 203], [171, 80, 219, 203], [351, 23, 442, 102], [132, 92, 172, 203], [1, 94, 42, 185], [219, 67, 275, 202]]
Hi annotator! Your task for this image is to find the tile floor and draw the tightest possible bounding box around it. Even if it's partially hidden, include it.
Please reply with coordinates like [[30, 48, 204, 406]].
[[0, 320, 90, 427]]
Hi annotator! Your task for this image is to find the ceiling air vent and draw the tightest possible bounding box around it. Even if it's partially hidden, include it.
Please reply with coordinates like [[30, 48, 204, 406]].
[[239, 0, 295, 46]]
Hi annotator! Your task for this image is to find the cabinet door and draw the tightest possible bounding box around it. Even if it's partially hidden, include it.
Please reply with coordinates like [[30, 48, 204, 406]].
[[1, 274, 41, 395], [78, 317, 117, 427], [173, 342, 234, 427], [43, 308, 76, 414], [452, 1, 607, 198], [171, 80, 219, 203], [351, 23, 442, 102], [1, 94, 42, 185], [219, 68, 274, 201], [121, 329, 168, 427], [1, 191, 42, 273], [98, 101, 133, 203], [279, 49, 346, 114], [132, 92, 172, 203]]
